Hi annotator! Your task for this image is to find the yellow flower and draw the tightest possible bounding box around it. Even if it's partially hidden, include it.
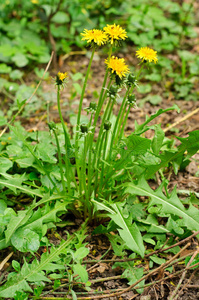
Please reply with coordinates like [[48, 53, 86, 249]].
[[105, 56, 129, 79], [81, 29, 108, 46], [56, 72, 68, 85], [103, 24, 127, 44], [31, 0, 39, 4], [136, 47, 158, 63], [58, 72, 67, 81]]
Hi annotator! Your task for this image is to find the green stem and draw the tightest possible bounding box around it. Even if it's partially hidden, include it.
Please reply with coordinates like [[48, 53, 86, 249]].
[[57, 85, 71, 194], [91, 80, 112, 169], [86, 46, 113, 198], [87, 112, 95, 199], [118, 105, 131, 141], [107, 96, 115, 120], [111, 88, 130, 142], [92, 46, 113, 128], [99, 130, 108, 192], [136, 63, 145, 80], [79, 134, 92, 220], [94, 94, 115, 178], [75, 47, 95, 146], [52, 129, 66, 192], [74, 48, 95, 197], [87, 79, 112, 199], [114, 102, 128, 143], [94, 131, 105, 196], [82, 136, 88, 200]]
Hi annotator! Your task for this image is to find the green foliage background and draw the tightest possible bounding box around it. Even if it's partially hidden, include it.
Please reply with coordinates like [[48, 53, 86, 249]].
[[0, 0, 198, 104]]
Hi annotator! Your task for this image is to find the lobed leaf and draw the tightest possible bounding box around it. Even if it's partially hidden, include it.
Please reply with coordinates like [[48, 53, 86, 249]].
[[125, 177, 199, 231]]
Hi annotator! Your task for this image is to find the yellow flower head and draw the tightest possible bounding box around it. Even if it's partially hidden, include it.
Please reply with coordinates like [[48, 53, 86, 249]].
[[31, 0, 39, 4], [103, 24, 127, 44], [105, 56, 130, 79], [56, 72, 68, 85], [81, 29, 108, 46], [136, 47, 158, 63]]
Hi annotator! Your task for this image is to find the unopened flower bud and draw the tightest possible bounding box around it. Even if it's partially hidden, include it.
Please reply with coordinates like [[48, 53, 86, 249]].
[[104, 120, 112, 130], [115, 75, 123, 86], [70, 157, 76, 165], [48, 121, 56, 131], [109, 85, 118, 96], [80, 123, 88, 133], [89, 101, 97, 110], [127, 94, 136, 104], [127, 73, 136, 86]]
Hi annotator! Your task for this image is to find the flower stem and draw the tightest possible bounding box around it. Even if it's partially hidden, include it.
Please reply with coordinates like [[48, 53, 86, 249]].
[[118, 105, 131, 141], [107, 89, 128, 162], [99, 130, 109, 192], [57, 85, 71, 195], [75, 48, 95, 147], [94, 131, 105, 196], [92, 46, 113, 128], [52, 128, 66, 192]]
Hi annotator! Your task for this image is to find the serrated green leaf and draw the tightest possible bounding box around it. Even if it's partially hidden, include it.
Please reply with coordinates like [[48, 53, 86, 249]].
[[110, 204, 145, 257], [36, 143, 57, 163], [145, 131, 199, 178], [151, 124, 165, 155], [166, 217, 184, 235], [28, 271, 51, 283], [4, 195, 68, 245], [0, 173, 27, 194], [0, 178, 43, 198], [127, 135, 151, 155], [0, 279, 33, 298], [107, 234, 127, 257], [177, 130, 199, 159], [134, 105, 180, 135], [5, 210, 29, 243], [125, 177, 199, 231], [114, 259, 144, 293]]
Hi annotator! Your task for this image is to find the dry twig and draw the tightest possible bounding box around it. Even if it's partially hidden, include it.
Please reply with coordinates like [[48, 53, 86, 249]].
[[163, 107, 199, 133]]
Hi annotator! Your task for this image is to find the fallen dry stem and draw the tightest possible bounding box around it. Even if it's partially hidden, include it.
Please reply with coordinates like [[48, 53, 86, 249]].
[[177, 269, 197, 298], [57, 243, 191, 300], [83, 230, 199, 265], [169, 246, 199, 300], [163, 106, 199, 133], [0, 252, 13, 271]]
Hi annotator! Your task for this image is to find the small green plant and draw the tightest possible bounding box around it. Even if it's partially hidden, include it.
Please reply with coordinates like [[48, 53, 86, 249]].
[[0, 24, 199, 298]]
